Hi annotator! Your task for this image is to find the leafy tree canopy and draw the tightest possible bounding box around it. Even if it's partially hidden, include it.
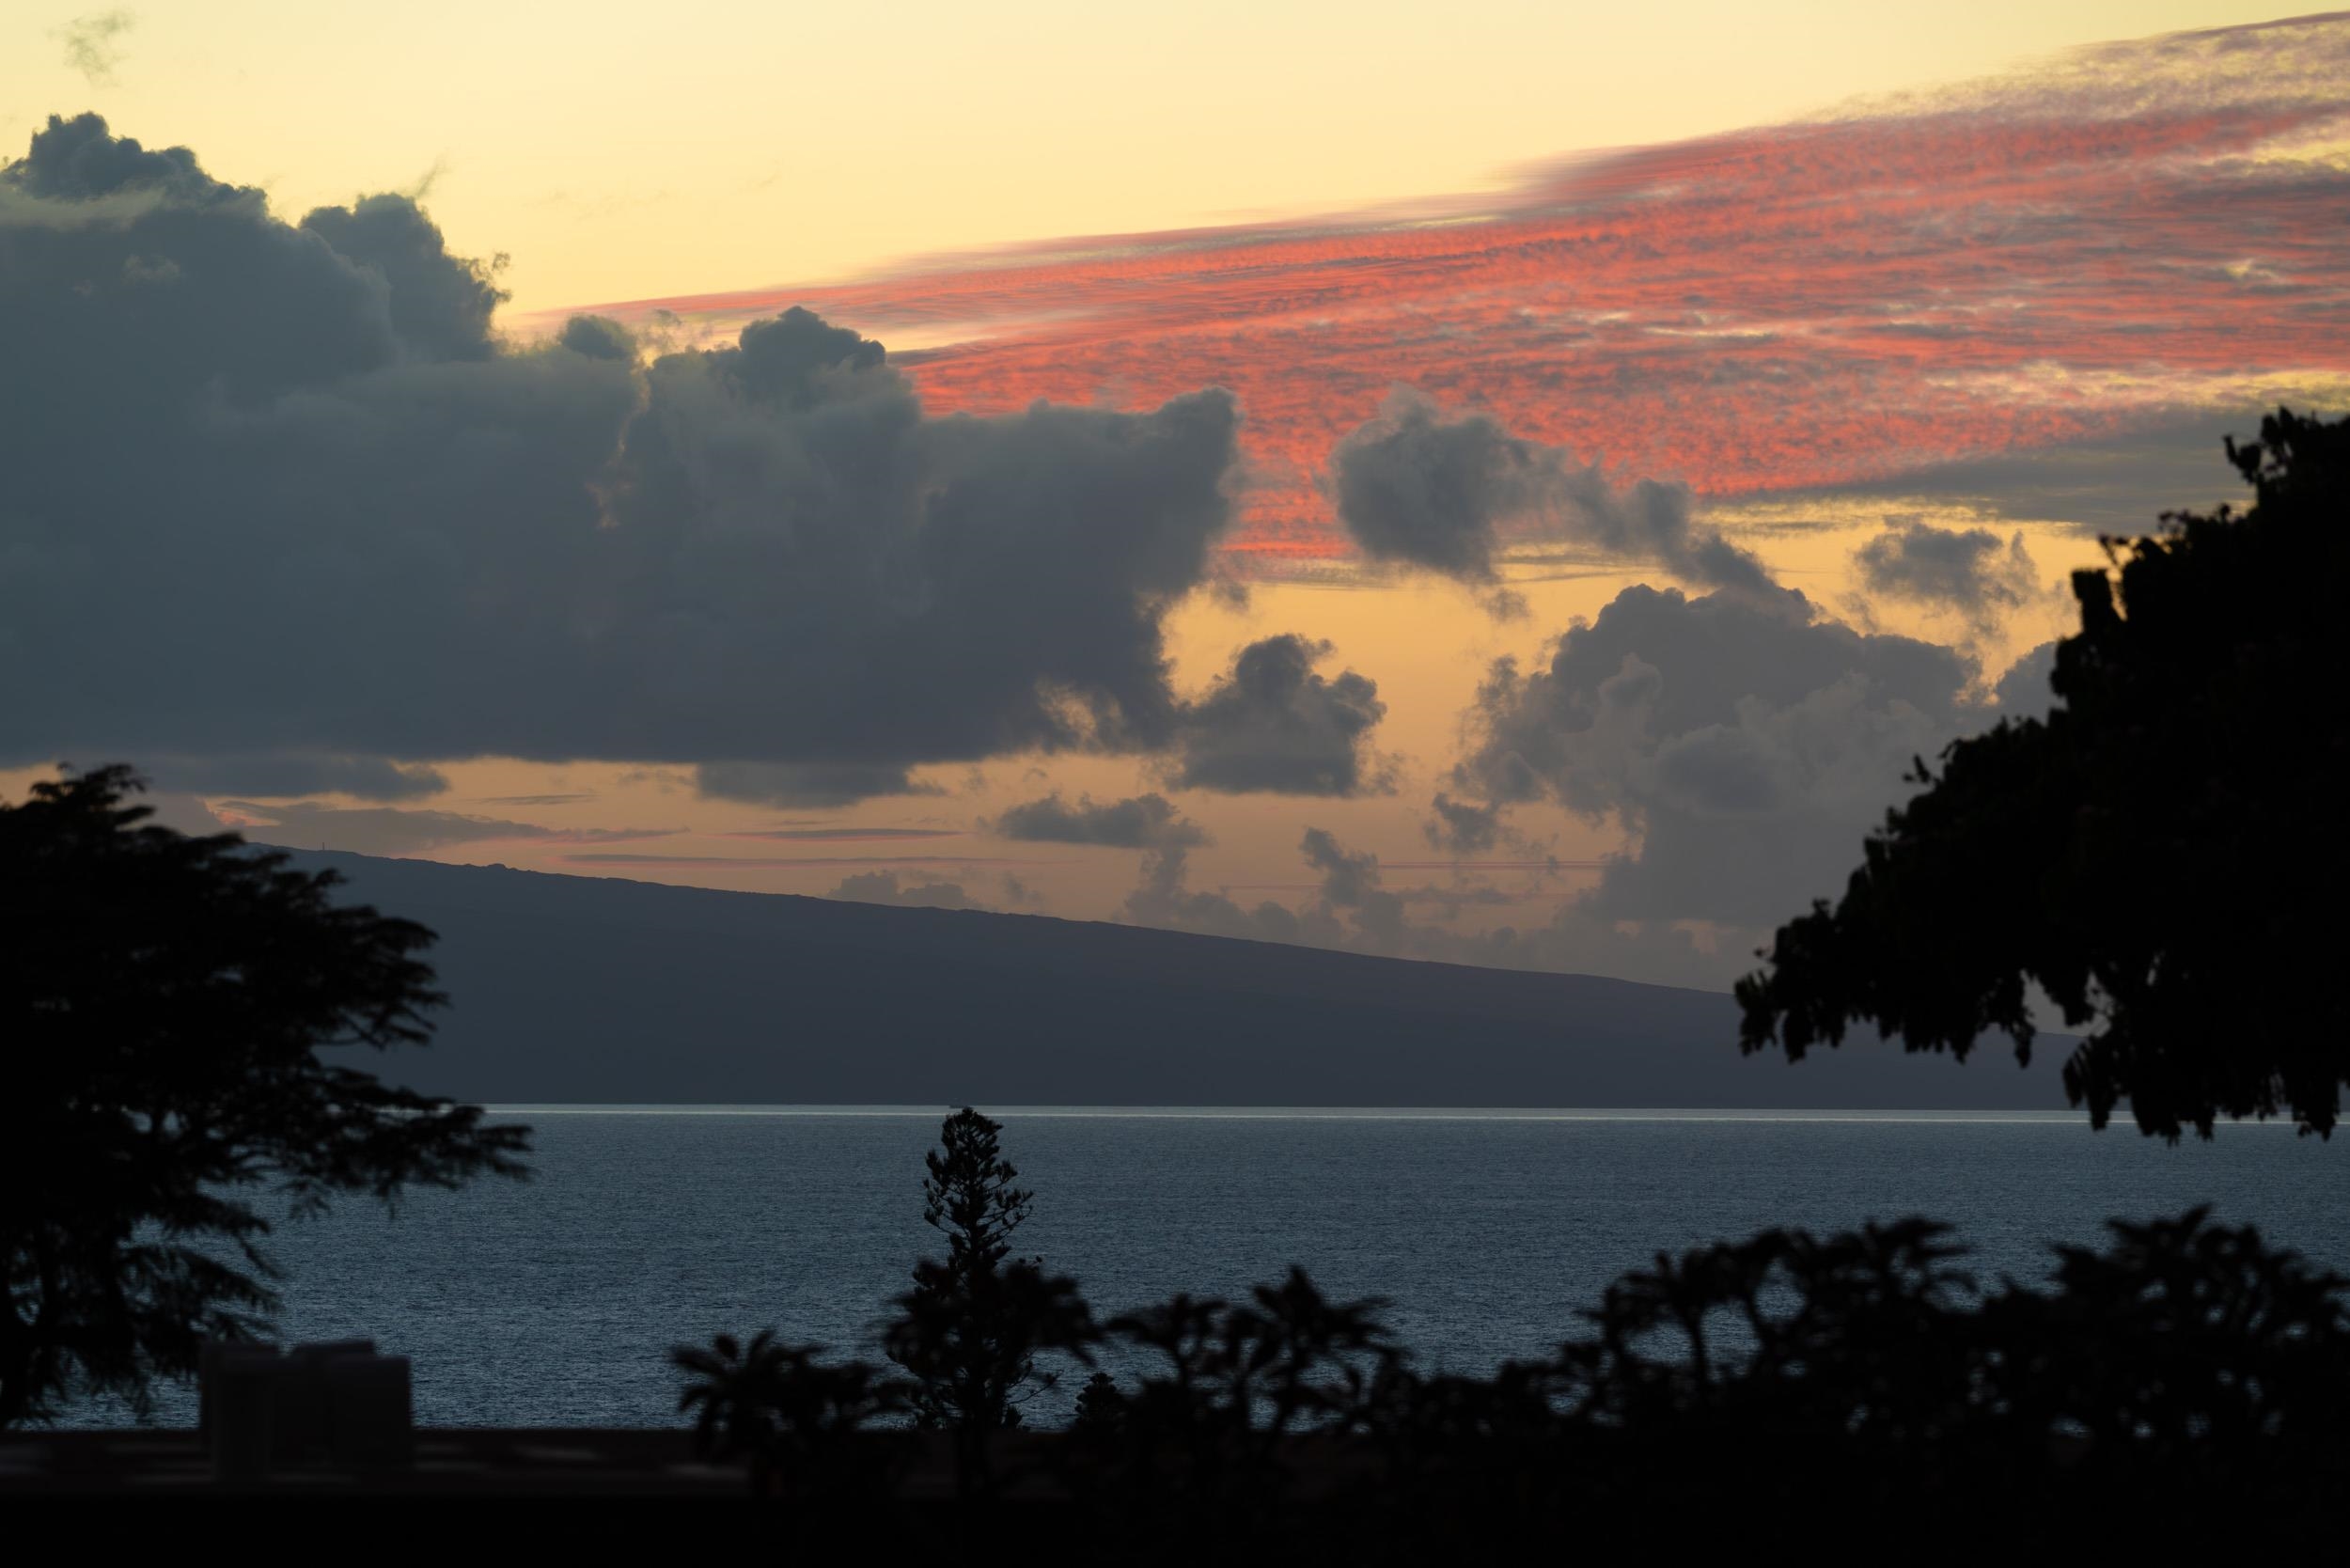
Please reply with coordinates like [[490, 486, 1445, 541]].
[[1738, 410, 2349, 1138], [0, 766, 528, 1425]]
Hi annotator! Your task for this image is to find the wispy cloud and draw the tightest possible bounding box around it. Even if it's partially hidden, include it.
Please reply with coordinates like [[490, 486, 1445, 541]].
[[56, 10, 135, 86], [217, 800, 676, 856], [727, 826, 963, 841], [563, 852, 1044, 867], [556, 14, 2350, 562]]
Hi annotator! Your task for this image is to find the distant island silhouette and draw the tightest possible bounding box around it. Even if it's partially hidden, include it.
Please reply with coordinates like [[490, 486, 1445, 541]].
[[287, 850, 2068, 1109]]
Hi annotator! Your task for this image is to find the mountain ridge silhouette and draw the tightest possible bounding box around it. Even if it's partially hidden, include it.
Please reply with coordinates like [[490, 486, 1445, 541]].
[[287, 849, 2069, 1108]]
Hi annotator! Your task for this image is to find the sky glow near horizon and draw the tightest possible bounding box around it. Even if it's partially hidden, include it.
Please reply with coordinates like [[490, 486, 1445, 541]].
[[4, 5, 2346, 993]]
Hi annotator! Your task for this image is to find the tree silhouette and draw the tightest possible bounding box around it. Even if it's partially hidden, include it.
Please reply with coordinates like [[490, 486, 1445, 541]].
[[1737, 410, 2350, 1137], [1071, 1370, 1126, 1441], [0, 765, 529, 1426], [884, 1106, 1094, 1496]]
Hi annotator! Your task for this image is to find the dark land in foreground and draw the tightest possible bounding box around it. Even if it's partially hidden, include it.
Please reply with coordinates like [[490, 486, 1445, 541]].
[[7, 1426, 2335, 1555], [291, 850, 2068, 1109]]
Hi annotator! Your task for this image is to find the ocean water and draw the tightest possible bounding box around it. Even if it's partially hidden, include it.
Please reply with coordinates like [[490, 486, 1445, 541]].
[[84, 1107, 2350, 1428]]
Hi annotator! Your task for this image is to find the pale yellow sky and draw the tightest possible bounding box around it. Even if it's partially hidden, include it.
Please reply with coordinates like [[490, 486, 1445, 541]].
[[1, 2, 2300, 316]]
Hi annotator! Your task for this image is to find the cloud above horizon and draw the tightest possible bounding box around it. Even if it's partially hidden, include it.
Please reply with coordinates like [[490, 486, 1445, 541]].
[[0, 116, 1261, 798], [214, 799, 672, 856], [993, 792, 1210, 850], [56, 10, 135, 86], [1853, 520, 2044, 632], [1330, 389, 1770, 592], [1165, 635, 1390, 796], [7, 13, 2343, 996], [1452, 582, 1994, 932], [572, 14, 2350, 563]]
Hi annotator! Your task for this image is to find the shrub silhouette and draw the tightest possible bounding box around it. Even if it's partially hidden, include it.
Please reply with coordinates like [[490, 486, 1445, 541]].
[[1086, 1268, 1392, 1521], [671, 1329, 908, 1498], [1738, 410, 2350, 1138], [0, 765, 527, 1427]]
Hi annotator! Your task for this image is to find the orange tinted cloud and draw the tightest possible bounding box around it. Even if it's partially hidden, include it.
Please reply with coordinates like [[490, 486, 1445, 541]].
[[553, 14, 2350, 562]]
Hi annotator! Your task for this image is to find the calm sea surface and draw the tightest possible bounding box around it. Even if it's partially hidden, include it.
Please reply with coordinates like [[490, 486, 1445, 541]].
[[84, 1108, 2350, 1428]]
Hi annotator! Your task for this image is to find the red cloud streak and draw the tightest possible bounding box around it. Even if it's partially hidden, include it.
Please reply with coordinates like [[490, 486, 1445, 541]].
[[560, 15, 2350, 560]]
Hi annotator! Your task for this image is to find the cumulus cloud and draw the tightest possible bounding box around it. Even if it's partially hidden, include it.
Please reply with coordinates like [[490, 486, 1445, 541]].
[[1298, 826, 1403, 944], [1453, 583, 1981, 932], [993, 792, 1208, 849], [0, 117, 1242, 796], [1166, 635, 1389, 796], [1120, 827, 1730, 989], [1121, 842, 1324, 946], [1853, 520, 2041, 631], [1329, 389, 1771, 592], [1426, 792, 1513, 855], [825, 870, 979, 911], [215, 800, 669, 856]]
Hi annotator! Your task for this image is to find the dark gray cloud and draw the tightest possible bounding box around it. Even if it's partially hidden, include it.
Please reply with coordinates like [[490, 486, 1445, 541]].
[[141, 752, 449, 801], [993, 791, 1208, 849], [1120, 826, 1731, 989], [57, 11, 134, 86], [1799, 412, 2264, 532], [1299, 826, 1403, 943], [1329, 389, 1770, 591], [297, 194, 504, 362], [825, 870, 979, 911], [1120, 842, 1324, 946], [695, 763, 942, 808], [1423, 792, 1503, 854], [1853, 520, 2039, 630], [1329, 391, 1530, 581], [1167, 635, 1388, 795], [1455, 583, 1981, 929], [0, 117, 1241, 798], [219, 799, 666, 856]]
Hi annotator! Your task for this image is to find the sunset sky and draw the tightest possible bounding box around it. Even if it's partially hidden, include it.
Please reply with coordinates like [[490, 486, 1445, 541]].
[[4, 4, 2345, 990]]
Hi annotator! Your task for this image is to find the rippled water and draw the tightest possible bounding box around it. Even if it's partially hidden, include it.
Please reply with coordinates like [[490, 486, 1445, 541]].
[[84, 1107, 2350, 1427]]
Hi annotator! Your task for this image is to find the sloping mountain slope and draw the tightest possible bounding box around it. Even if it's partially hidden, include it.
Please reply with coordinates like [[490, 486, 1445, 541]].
[[292, 852, 2066, 1109]]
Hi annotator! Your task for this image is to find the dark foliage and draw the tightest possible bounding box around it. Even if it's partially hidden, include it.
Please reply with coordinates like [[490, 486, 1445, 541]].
[[684, 1118, 2346, 1550], [671, 1329, 908, 1497], [1070, 1370, 1125, 1441], [1075, 1269, 1391, 1525], [1104, 1213, 2342, 1550], [0, 766, 528, 1427], [1738, 409, 2350, 1137]]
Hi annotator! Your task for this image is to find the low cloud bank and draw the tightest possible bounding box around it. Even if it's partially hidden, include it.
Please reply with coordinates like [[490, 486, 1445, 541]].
[[0, 116, 1247, 799]]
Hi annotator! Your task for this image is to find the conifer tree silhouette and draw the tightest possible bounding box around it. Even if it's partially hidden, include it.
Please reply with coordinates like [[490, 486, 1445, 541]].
[[885, 1106, 1093, 1497]]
